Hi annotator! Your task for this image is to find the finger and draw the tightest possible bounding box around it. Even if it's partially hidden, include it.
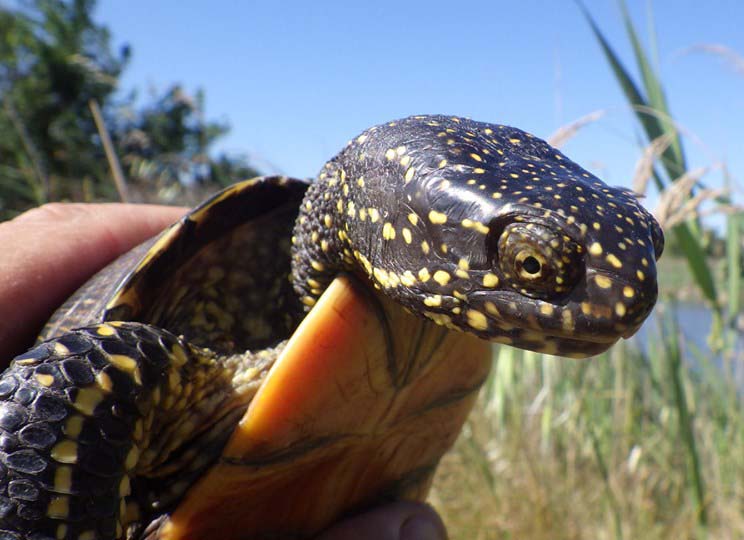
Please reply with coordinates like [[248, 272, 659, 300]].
[[0, 202, 186, 359], [316, 501, 448, 540]]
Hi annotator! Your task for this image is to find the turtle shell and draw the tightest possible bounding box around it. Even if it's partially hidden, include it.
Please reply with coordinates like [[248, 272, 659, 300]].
[[42, 176, 309, 353]]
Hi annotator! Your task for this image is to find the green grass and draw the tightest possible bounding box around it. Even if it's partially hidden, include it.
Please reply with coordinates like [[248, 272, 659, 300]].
[[431, 321, 744, 539]]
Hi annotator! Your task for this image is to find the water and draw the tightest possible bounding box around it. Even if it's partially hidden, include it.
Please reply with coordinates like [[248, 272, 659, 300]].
[[631, 301, 744, 387]]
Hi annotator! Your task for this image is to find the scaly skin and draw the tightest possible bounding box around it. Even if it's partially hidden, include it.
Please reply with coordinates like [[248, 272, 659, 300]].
[[292, 114, 663, 357]]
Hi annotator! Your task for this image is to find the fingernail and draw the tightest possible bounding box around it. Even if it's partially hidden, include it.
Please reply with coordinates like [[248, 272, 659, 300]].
[[400, 514, 447, 540]]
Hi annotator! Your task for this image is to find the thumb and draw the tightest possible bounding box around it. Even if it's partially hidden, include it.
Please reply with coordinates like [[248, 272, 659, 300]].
[[316, 501, 448, 540]]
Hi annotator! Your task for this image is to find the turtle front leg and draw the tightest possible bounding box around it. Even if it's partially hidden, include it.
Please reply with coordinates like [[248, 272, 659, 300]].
[[0, 322, 273, 540]]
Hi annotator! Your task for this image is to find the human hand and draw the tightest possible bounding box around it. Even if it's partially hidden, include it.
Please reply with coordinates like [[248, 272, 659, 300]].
[[315, 500, 448, 540], [0, 203, 186, 361], [0, 203, 448, 540]]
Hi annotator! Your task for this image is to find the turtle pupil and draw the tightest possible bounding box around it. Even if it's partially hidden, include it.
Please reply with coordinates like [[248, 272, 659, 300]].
[[522, 256, 541, 275]]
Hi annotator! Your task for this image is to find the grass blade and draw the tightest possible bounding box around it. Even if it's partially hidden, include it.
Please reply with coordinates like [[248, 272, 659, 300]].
[[661, 312, 708, 526], [618, 0, 686, 177]]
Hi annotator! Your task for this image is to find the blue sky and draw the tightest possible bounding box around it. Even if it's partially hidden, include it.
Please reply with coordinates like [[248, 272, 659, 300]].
[[96, 1, 744, 208]]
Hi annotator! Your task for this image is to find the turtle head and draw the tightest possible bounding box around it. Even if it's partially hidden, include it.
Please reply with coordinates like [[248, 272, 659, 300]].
[[293, 115, 663, 358]]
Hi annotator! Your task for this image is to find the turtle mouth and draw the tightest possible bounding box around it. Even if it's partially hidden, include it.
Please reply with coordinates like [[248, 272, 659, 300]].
[[485, 322, 621, 358], [479, 304, 645, 357], [463, 261, 658, 357]]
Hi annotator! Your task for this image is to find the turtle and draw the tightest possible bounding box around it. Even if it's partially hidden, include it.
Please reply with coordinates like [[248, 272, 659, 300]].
[[0, 114, 664, 540]]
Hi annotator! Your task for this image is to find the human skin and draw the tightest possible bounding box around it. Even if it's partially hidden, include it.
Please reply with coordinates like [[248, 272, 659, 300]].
[[0, 203, 447, 540]]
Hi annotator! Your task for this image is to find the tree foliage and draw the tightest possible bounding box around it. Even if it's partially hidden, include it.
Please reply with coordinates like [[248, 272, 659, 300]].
[[0, 0, 258, 219]]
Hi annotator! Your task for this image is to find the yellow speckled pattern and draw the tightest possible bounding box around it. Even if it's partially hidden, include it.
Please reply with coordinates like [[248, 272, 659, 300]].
[[292, 114, 663, 357]]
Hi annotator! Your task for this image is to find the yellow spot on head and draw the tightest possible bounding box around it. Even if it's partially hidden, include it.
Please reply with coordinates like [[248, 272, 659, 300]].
[[368, 208, 380, 223], [424, 295, 442, 307], [461, 218, 489, 235], [438, 159, 448, 169], [404, 167, 415, 183], [301, 296, 317, 307], [385, 148, 396, 160], [470, 153, 483, 162], [482, 273, 499, 288], [539, 303, 554, 316], [484, 301, 500, 316], [407, 213, 419, 226], [623, 286, 635, 298], [428, 210, 447, 224], [433, 270, 451, 286], [418, 268, 431, 282], [588, 242, 603, 256], [606, 253, 623, 269], [466, 309, 489, 331], [425, 311, 453, 327], [562, 310, 575, 331], [421, 240, 430, 254], [402, 227, 412, 244], [615, 302, 627, 317], [401, 271, 416, 286], [594, 275, 613, 289], [382, 222, 396, 240]]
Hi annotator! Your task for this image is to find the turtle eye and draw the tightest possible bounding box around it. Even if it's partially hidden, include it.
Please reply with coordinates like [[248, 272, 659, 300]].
[[520, 255, 541, 275], [492, 222, 584, 299]]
